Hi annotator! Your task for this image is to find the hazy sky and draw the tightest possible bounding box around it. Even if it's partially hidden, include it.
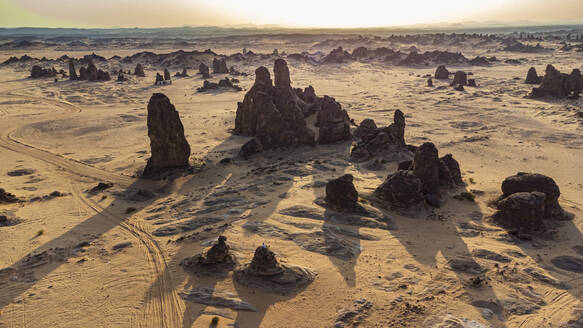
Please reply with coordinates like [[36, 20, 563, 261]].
[[1, 0, 583, 28]]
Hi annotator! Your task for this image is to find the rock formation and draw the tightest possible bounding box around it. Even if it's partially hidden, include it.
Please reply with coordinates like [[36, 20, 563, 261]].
[[134, 63, 145, 77], [198, 236, 231, 264], [325, 174, 359, 210], [68, 60, 78, 80], [155, 73, 164, 85], [450, 71, 468, 86], [212, 58, 228, 74], [467, 78, 477, 87], [531, 64, 583, 98], [199, 63, 211, 78], [321, 47, 353, 64], [0, 188, 20, 203], [316, 96, 351, 143], [142, 93, 191, 177], [78, 59, 110, 82], [239, 137, 263, 157], [30, 65, 57, 78], [197, 78, 242, 92], [354, 119, 378, 139], [116, 73, 127, 82], [427, 77, 433, 87], [350, 110, 407, 162], [163, 68, 171, 81], [525, 67, 541, 84], [375, 143, 463, 208], [434, 65, 450, 79], [493, 172, 567, 232], [352, 47, 368, 57]]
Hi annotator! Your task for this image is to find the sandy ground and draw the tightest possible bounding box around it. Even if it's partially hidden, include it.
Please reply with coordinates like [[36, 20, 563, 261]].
[[0, 38, 583, 328]]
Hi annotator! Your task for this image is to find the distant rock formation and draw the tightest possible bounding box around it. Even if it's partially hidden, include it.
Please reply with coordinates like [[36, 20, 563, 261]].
[[350, 110, 407, 162], [531, 64, 583, 98], [450, 71, 468, 86], [321, 47, 353, 64], [427, 77, 433, 87], [175, 68, 188, 77], [525, 67, 541, 84], [352, 47, 368, 57], [30, 65, 57, 78], [116, 72, 127, 82], [198, 63, 211, 78], [142, 93, 191, 177], [399, 51, 467, 66], [78, 59, 110, 82], [68, 60, 78, 80], [212, 58, 228, 74], [134, 63, 145, 77], [467, 78, 477, 87], [163, 68, 171, 81], [197, 78, 242, 92], [435, 65, 449, 79]]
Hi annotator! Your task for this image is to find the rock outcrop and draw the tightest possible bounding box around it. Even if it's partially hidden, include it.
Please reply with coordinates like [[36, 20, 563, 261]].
[[350, 110, 407, 162], [494, 172, 567, 232], [531, 64, 583, 98], [374, 170, 424, 208], [198, 63, 211, 78], [325, 174, 359, 210], [353, 119, 377, 139], [525, 67, 541, 84], [163, 68, 171, 81], [197, 78, 242, 92], [434, 65, 450, 79], [212, 58, 228, 74], [30, 65, 57, 78], [316, 96, 351, 143], [0, 188, 20, 204], [78, 59, 110, 81], [450, 71, 468, 86], [68, 60, 78, 80], [142, 93, 191, 177], [134, 63, 145, 77], [321, 47, 353, 64]]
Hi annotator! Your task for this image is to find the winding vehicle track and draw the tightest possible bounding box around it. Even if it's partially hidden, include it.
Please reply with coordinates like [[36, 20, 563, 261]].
[[0, 93, 183, 327]]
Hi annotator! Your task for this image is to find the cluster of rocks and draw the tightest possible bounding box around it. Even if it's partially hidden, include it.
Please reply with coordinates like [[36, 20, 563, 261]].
[[350, 110, 407, 162], [493, 172, 566, 233], [434, 66, 476, 90], [374, 142, 463, 208], [530, 64, 582, 98], [181, 236, 235, 274], [30, 65, 58, 78], [321, 47, 354, 64], [174, 68, 188, 78], [398, 50, 467, 66], [154, 69, 172, 85], [212, 58, 228, 74], [77, 59, 111, 81], [196, 78, 242, 92], [142, 93, 191, 177], [234, 59, 351, 155], [0, 188, 20, 204]]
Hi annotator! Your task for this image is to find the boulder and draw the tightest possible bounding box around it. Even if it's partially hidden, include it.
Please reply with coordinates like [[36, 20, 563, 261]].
[[142, 93, 191, 177], [450, 71, 468, 86], [199, 63, 211, 78], [316, 96, 351, 143], [440, 154, 463, 185], [525, 67, 541, 84], [427, 77, 433, 87], [374, 170, 424, 208], [134, 63, 145, 77], [354, 119, 377, 139], [500, 172, 562, 217], [0, 188, 19, 203], [212, 58, 228, 74], [435, 65, 449, 79], [240, 137, 263, 157], [325, 174, 359, 209], [494, 192, 546, 232]]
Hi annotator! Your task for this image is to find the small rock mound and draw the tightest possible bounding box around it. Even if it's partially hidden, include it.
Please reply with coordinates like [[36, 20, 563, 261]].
[[181, 236, 236, 275], [325, 174, 359, 210], [198, 63, 211, 78], [350, 110, 408, 162], [321, 47, 353, 64], [30, 65, 57, 78], [142, 93, 191, 177], [196, 78, 241, 92], [434, 65, 450, 79], [450, 71, 468, 86], [0, 188, 20, 204], [234, 245, 315, 295]]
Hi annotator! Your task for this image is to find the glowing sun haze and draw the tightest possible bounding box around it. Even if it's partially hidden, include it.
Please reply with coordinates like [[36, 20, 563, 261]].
[[1, 0, 582, 28]]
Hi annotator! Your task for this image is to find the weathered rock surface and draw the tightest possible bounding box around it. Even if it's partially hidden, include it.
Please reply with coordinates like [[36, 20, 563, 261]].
[[353, 119, 377, 139], [412, 142, 441, 197], [317, 96, 351, 143], [163, 68, 171, 81], [350, 110, 407, 162], [68, 60, 78, 80], [321, 47, 353, 64], [180, 287, 257, 311], [142, 93, 191, 177], [494, 191, 547, 232], [197, 78, 241, 92], [531, 64, 583, 98], [30, 65, 56, 78], [374, 170, 424, 208], [239, 137, 263, 157], [450, 71, 468, 86], [78, 59, 110, 81], [0, 188, 20, 203]]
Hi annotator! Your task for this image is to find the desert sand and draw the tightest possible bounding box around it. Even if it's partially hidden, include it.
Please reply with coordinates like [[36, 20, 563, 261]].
[[0, 29, 583, 328]]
